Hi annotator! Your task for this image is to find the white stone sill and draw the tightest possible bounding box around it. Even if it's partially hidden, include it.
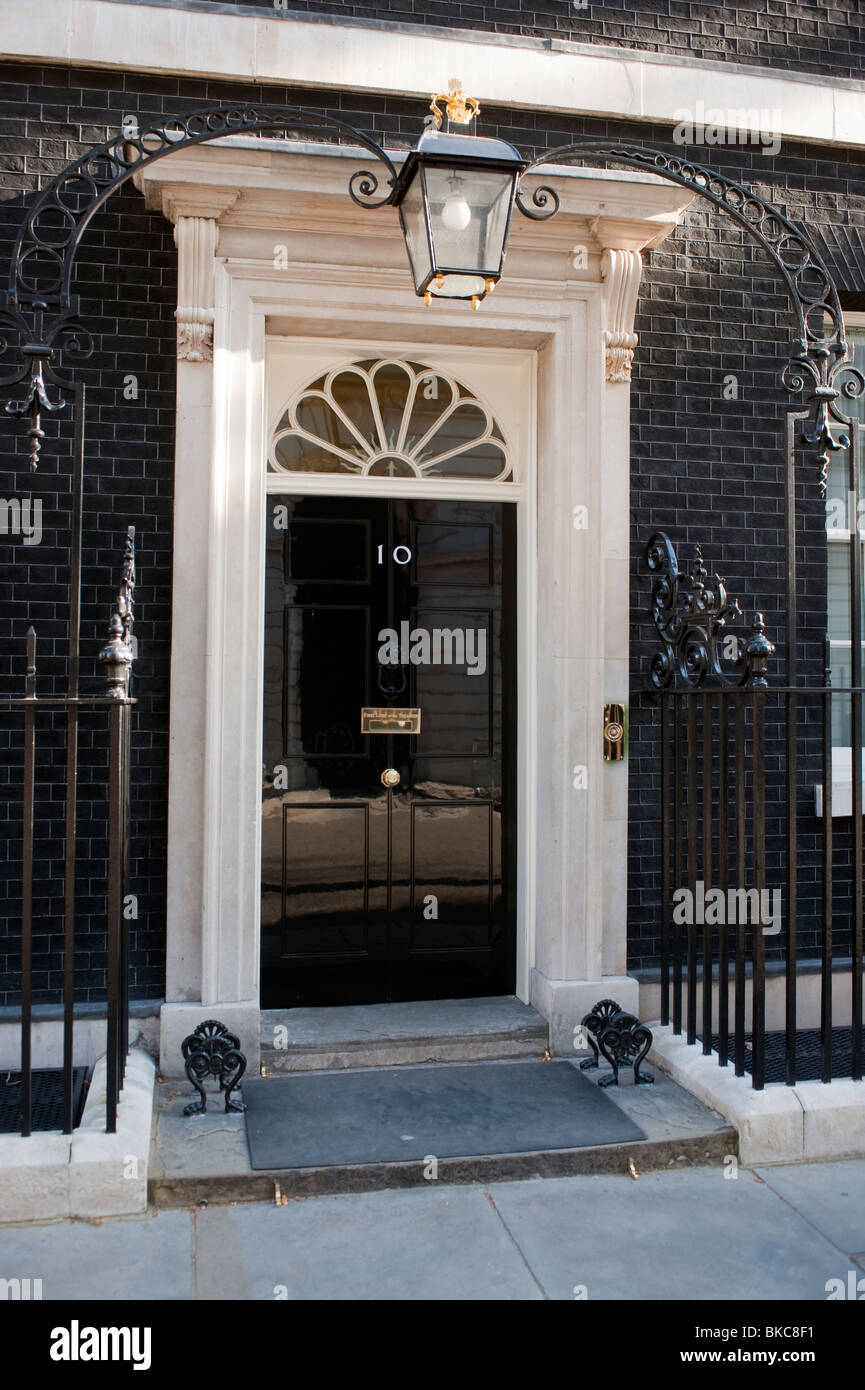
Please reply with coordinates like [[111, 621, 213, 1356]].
[[814, 749, 865, 817], [0, 1050, 155, 1224], [649, 1026, 865, 1166]]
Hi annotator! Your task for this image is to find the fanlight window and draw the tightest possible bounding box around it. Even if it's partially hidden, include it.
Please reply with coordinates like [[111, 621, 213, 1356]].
[[269, 358, 512, 481]]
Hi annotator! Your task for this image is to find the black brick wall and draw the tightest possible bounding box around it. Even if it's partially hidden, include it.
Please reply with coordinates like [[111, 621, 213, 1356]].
[[0, 65, 178, 1005], [0, 39, 862, 998]]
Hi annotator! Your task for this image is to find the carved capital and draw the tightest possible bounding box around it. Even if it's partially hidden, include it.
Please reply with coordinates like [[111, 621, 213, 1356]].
[[174, 216, 219, 362], [601, 247, 643, 383]]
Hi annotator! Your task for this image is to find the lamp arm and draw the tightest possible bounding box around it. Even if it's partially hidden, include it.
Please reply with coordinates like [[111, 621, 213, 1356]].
[[514, 180, 561, 221]]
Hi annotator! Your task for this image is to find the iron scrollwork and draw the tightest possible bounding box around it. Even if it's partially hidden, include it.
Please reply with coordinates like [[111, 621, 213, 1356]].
[[3, 119, 862, 488], [181, 1019, 247, 1115], [1, 308, 94, 470], [580, 998, 654, 1088], [647, 530, 775, 690], [0, 105, 398, 469], [514, 181, 560, 221], [513, 140, 864, 488]]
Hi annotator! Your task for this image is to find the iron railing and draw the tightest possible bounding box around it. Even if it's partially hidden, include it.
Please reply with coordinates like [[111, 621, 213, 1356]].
[[648, 531, 864, 1088], [1, 378, 135, 1135]]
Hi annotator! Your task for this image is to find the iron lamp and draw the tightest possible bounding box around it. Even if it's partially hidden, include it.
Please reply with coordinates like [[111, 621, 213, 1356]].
[[392, 83, 526, 308]]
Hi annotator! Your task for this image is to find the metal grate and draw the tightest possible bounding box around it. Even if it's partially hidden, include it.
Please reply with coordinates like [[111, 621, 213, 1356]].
[[0, 1068, 88, 1134], [704, 1029, 857, 1085]]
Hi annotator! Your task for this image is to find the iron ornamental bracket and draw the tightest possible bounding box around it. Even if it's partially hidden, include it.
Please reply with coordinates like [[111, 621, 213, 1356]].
[[514, 141, 864, 489], [646, 530, 775, 690], [181, 1019, 247, 1115], [579, 998, 654, 1088]]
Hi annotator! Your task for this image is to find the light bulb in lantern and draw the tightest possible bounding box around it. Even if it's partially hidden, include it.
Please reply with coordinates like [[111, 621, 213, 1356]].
[[441, 193, 472, 232]]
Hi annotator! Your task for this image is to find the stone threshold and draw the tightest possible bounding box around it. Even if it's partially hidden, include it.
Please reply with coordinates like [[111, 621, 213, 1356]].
[[259, 996, 549, 1072], [650, 1026, 865, 1165], [149, 1060, 736, 1208]]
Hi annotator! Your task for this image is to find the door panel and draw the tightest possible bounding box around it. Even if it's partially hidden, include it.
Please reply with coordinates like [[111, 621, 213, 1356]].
[[260, 494, 516, 1006]]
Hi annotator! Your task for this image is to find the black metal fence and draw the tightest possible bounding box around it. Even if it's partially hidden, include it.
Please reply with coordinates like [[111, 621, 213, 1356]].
[[649, 531, 864, 1089], [1, 381, 135, 1136], [0, 641, 133, 1132]]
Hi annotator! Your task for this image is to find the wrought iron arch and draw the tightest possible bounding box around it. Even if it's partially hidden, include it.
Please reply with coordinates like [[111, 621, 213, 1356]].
[[513, 140, 864, 488], [0, 104, 397, 466], [2, 113, 862, 483]]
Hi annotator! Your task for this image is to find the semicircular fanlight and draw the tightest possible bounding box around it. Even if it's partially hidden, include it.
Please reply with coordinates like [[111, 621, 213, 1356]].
[[270, 358, 512, 482]]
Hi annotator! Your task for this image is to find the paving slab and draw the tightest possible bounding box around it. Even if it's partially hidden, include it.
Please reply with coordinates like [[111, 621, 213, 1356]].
[[487, 1166, 852, 1301], [0, 1209, 193, 1301], [5, 1158, 865, 1300], [194, 1185, 544, 1301], [600, 1067, 732, 1147], [755, 1159, 865, 1257], [152, 1088, 250, 1180]]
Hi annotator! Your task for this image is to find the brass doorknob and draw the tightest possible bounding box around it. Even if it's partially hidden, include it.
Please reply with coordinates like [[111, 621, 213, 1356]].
[[381, 768, 401, 788]]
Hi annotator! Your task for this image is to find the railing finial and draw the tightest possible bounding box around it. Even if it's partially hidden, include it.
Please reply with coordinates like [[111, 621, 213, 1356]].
[[99, 526, 135, 698], [744, 611, 775, 688]]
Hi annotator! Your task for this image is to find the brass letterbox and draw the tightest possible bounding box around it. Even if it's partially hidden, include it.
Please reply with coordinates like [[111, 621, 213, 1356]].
[[361, 707, 422, 735]]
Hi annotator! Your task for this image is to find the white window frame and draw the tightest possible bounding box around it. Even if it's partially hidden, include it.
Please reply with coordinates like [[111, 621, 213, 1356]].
[[818, 311, 865, 815], [265, 338, 529, 503], [269, 354, 515, 485]]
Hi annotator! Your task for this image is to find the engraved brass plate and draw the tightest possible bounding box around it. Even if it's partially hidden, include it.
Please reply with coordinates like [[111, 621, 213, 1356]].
[[361, 706, 422, 735]]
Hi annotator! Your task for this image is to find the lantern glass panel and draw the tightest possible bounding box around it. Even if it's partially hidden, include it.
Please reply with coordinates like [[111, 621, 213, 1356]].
[[423, 165, 515, 279], [398, 174, 433, 293]]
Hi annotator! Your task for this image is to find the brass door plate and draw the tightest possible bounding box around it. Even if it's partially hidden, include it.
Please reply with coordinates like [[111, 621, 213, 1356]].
[[361, 706, 422, 734], [604, 703, 626, 761]]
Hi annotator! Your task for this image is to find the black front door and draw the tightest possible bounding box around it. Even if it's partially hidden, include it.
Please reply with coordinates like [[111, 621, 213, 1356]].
[[260, 494, 517, 1006]]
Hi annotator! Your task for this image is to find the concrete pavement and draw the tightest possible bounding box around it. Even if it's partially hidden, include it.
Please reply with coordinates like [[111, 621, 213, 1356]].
[[1, 1158, 863, 1300]]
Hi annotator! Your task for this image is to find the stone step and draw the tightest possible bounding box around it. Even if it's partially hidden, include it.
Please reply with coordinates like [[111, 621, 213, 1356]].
[[149, 1063, 738, 1209], [259, 996, 549, 1073]]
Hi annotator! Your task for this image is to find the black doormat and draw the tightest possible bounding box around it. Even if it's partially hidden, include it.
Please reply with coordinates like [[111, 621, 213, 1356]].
[[242, 1060, 646, 1170], [0, 1067, 89, 1134], [703, 1028, 858, 1084]]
